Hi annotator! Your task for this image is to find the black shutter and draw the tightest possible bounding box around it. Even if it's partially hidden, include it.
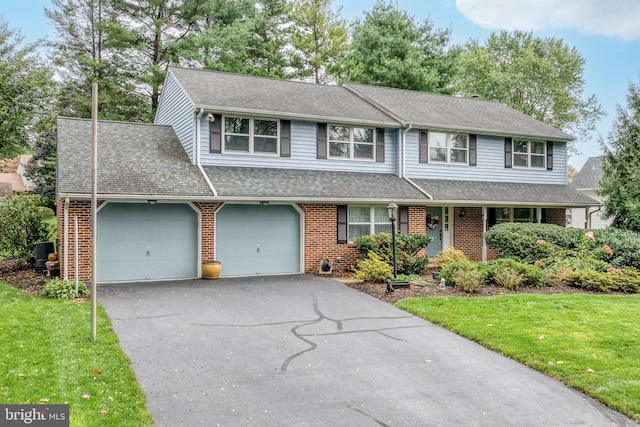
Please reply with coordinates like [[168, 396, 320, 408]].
[[317, 123, 327, 159], [209, 114, 222, 153], [504, 137, 512, 168], [337, 205, 348, 244], [488, 208, 497, 228], [399, 206, 409, 234], [280, 120, 291, 157], [546, 141, 553, 170], [541, 208, 547, 223], [419, 130, 428, 163], [469, 134, 477, 166], [376, 128, 385, 163]]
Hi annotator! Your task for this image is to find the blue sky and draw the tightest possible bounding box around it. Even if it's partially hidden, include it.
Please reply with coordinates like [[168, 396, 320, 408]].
[[1, 0, 639, 170]]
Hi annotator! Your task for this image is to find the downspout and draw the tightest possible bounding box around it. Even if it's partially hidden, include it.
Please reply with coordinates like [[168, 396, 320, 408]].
[[588, 206, 602, 229], [401, 124, 433, 200], [196, 108, 218, 197], [63, 197, 69, 280]]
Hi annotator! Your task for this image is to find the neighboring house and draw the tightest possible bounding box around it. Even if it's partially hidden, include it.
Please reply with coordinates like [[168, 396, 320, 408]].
[[0, 154, 34, 198], [568, 156, 612, 229], [56, 67, 596, 283]]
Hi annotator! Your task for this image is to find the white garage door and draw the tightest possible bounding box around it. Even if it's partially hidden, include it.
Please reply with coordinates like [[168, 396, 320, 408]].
[[216, 204, 301, 276], [97, 203, 198, 282]]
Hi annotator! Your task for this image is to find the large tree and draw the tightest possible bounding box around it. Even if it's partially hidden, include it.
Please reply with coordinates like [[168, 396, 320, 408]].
[[46, 0, 149, 121], [599, 77, 640, 231], [0, 21, 57, 158], [343, 0, 456, 93], [455, 31, 603, 153], [291, 0, 348, 84]]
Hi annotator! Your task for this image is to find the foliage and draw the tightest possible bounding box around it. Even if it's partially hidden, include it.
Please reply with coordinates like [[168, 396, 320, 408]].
[[291, 0, 348, 84], [353, 250, 393, 282], [599, 77, 640, 231], [354, 232, 432, 275], [540, 264, 567, 287], [343, 0, 456, 93], [0, 195, 54, 258], [0, 20, 58, 158], [487, 258, 543, 287], [393, 273, 424, 283], [453, 268, 484, 293], [454, 30, 604, 154], [490, 267, 524, 290], [594, 228, 640, 269], [396, 294, 640, 423], [430, 247, 467, 269], [41, 277, 89, 299], [440, 260, 488, 287], [563, 268, 640, 293], [24, 116, 58, 203]]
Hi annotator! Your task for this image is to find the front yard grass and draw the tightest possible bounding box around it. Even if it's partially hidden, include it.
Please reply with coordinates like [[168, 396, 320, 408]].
[[397, 293, 640, 422], [0, 282, 153, 427]]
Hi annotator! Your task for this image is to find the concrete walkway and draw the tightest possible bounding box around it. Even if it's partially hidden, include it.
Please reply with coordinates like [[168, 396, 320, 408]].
[[99, 275, 638, 426]]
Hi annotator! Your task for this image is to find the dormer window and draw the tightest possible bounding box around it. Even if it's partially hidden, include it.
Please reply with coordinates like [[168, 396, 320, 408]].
[[223, 116, 279, 155], [328, 125, 375, 160]]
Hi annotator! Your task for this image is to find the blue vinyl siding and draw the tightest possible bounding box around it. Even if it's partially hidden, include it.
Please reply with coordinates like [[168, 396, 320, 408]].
[[404, 131, 567, 184], [155, 71, 196, 161], [199, 120, 396, 174]]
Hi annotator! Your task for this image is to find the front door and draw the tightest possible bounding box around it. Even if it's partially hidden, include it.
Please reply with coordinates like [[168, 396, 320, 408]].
[[425, 206, 443, 257]]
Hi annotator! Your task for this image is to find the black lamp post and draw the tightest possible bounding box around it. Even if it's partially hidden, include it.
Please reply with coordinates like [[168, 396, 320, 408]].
[[387, 202, 398, 279]]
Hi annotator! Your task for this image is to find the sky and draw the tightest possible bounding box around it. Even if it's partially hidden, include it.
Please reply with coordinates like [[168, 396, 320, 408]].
[[1, 0, 639, 170]]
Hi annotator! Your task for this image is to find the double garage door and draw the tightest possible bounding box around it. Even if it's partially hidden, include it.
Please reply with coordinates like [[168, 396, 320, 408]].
[[96, 202, 301, 281]]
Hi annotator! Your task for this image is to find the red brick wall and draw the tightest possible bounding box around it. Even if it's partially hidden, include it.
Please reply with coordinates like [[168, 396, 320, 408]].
[[56, 200, 94, 283], [193, 202, 223, 263], [545, 208, 567, 226], [453, 207, 484, 261]]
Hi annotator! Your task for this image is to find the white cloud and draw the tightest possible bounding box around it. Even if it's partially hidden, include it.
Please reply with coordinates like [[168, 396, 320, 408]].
[[456, 0, 640, 41]]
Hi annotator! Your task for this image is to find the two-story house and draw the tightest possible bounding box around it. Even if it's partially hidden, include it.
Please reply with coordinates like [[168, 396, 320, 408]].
[[56, 67, 596, 282]]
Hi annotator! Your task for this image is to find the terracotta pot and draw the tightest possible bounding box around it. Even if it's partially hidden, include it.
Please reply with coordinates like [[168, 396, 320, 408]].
[[202, 261, 222, 279], [48, 253, 59, 262]]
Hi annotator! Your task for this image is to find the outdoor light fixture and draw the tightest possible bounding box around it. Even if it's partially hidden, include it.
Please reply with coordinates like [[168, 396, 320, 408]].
[[387, 202, 398, 279], [460, 207, 466, 218]]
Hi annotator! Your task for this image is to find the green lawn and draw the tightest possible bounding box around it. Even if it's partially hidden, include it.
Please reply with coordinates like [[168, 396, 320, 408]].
[[397, 294, 640, 422], [0, 282, 153, 426]]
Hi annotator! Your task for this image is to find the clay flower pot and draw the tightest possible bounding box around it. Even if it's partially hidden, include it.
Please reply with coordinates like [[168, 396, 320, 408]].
[[48, 253, 59, 262], [202, 261, 222, 279]]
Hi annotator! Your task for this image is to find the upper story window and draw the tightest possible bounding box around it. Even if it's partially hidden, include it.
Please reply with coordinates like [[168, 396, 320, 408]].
[[224, 116, 279, 155], [328, 125, 375, 160], [513, 140, 546, 168], [348, 206, 391, 240], [429, 132, 468, 164]]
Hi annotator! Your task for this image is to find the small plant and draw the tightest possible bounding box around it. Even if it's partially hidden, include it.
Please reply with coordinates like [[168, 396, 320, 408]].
[[540, 264, 566, 287], [353, 251, 393, 282], [41, 278, 89, 299], [492, 267, 525, 290], [563, 268, 640, 293], [431, 247, 467, 269], [354, 232, 432, 275], [440, 260, 488, 287], [488, 258, 543, 287], [454, 269, 484, 293]]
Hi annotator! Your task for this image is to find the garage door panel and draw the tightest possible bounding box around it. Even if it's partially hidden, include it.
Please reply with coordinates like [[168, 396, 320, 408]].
[[216, 204, 300, 276], [97, 203, 197, 282]]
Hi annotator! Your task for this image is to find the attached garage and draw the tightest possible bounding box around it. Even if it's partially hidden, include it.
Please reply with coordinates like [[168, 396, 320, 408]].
[[215, 204, 302, 276], [97, 203, 198, 282]]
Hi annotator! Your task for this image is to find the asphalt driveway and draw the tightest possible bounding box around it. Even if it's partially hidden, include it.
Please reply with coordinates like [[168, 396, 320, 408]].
[[99, 275, 637, 426]]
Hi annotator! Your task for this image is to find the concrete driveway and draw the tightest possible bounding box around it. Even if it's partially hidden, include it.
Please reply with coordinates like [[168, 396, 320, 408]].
[[99, 275, 637, 426]]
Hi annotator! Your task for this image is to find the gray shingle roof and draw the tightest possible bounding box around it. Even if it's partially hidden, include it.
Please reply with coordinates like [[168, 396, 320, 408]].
[[201, 166, 429, 202], [571, 156, 603, 190], [56, 117, 213, 198], [344, 83, 574, 141], [167, 67, 399, 126], [409, 178, 597, 207]]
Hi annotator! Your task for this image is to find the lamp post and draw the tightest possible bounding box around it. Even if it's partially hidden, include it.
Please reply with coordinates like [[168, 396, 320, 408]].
[[387, 202, 398, 279]]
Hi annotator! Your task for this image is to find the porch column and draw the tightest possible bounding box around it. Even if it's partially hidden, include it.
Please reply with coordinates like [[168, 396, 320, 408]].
[[482, 206, 487, 262]]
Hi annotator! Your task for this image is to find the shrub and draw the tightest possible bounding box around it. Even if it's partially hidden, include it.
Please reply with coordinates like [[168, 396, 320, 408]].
[[0, 194, 54, 258], [487, 258, 543, 287], [431, 247, 467, 269], [540, 264, 566, 287], [440, 260, 488, 287], [595, 228, 640, 269], [562, 268, 640, 293], [454, 269, 484, 293], [492, 267, 525, 290], [354, 233, 432, 275], [41, 278, 89, 299], [353, 251, 393, 282]]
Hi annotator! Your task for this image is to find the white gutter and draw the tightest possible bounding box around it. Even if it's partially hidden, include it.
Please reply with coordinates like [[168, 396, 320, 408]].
[[63, 197, 69, 280], [401, 124, 433, 200], [196, 108, 218, 197]]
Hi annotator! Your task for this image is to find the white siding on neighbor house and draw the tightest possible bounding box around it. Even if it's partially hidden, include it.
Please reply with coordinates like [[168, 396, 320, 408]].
[[155, 71, 196, 162], [404, 131, 568, 184], [569, 190, 610, 229], [198, 119, 397, 173]]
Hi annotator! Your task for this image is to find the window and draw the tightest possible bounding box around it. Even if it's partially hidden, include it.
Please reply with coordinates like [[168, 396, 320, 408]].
[[493, 208, 537, 225], [224, 116, 279, 154], [513, 140, 545, 168], [328, 125, 375, 160], [348, 207, 391, 240], [428, 132, 468, 164]]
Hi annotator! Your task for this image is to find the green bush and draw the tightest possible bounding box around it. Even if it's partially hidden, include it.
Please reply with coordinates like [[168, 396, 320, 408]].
[[540, 264, 566, 287], [594, 228, 640, 269], [0, 194, 54, 258], [454, 269, 484, 293], [431, 247, 467, 269], [440, 260, 488, 287], [41, 278, 89, 299], [353, 251, 393, 282], [487, 258, 543, 287], [492, 267, 525, 290], [354, 232, 432, 275], [563, 268, 640, 293]]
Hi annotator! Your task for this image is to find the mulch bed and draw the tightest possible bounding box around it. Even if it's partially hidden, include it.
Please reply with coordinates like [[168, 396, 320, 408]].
[[0, 257, 47, 295]]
